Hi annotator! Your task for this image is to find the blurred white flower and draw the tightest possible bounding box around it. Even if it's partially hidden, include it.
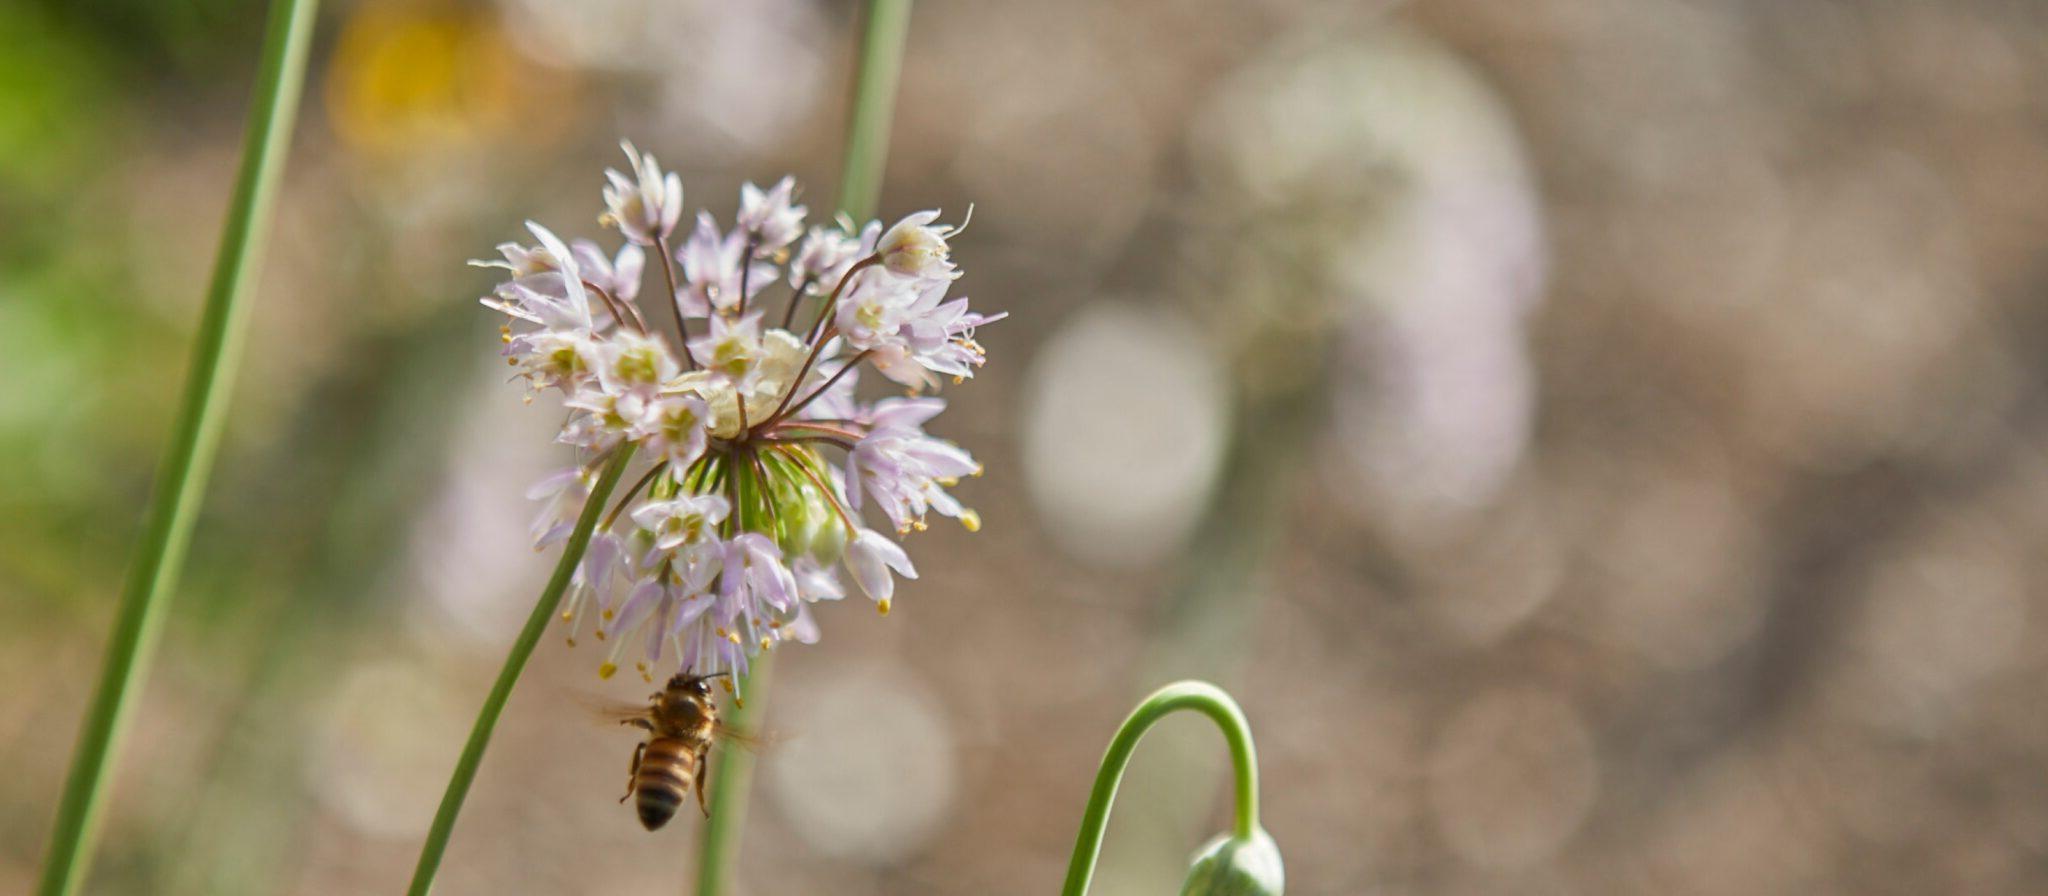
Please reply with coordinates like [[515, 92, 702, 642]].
[[1023, 305, 1227, 568], [1193, 24, 1547, 533], [766, 666, 958, 864]]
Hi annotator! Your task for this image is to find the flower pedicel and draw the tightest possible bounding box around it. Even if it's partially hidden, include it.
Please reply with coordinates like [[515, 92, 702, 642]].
[[473, 140, 1002, 688]]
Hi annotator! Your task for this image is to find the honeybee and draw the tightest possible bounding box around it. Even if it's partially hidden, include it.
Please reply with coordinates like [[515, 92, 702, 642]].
[[607, 670, 750, 831]]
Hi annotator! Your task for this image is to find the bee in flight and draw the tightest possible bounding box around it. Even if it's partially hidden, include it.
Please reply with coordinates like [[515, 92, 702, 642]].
[[607, 669, 753, 831]]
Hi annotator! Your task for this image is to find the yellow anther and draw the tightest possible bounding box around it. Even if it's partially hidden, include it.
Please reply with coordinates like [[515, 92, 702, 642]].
[[594, 629, 607, 642], [602, 609, 615, 621], [560, 610, 573, 622], [759, 637, 772, 650], [566, 637, 577, 647], [938, 477, 959, 487], [877, 598, 892, 616], [599, 662, 618, 679], [960, 509, 981, 533], [913, 519, 929, 532]]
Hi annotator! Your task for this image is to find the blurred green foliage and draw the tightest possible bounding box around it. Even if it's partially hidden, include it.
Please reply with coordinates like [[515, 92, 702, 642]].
[[25, 0, 263, 81], [0, 4, 167, 616]]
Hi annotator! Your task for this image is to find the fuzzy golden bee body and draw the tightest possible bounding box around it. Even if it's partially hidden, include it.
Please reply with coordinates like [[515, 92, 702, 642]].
[[617, 672, 723, 831]]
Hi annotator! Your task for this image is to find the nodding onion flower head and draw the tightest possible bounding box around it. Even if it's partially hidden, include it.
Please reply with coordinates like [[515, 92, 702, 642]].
[[472, 140, 1004, 686]]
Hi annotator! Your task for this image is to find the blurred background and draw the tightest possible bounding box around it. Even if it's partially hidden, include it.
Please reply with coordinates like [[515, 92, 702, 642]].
[[7, 0, 2048, 892]]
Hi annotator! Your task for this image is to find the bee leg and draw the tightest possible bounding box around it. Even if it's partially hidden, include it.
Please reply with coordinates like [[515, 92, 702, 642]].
[[694, 744, 713, 817], [621, 717, 654, 732], [621, 741, 645, 804]]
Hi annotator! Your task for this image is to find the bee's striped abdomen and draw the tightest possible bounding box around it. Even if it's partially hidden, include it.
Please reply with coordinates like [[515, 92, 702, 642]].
[[634, 737, 699, 831]]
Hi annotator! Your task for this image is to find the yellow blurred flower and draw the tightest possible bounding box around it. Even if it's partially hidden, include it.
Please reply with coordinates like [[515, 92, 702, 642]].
[[326, 2, 574, 159]]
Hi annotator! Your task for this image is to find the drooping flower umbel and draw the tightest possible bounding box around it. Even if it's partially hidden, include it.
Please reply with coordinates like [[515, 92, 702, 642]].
[[474, 140, 1002, 686]]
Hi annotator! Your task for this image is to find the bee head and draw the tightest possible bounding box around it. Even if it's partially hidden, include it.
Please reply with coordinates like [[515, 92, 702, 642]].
[[671, 669, 729, 698]]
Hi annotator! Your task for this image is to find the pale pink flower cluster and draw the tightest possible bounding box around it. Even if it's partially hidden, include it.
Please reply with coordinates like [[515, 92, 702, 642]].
[[473, 141, 1002, 684]]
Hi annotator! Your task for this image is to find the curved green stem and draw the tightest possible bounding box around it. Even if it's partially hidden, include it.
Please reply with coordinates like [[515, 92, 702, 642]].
[[691, 3, 913, 894], [1060, 681, 1262, 896], [406, 445, 637, 896], [35, 2, 320, 893]]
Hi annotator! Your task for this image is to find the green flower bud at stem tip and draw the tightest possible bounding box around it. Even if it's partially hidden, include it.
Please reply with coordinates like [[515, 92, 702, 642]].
[[1180, 829, 1285, 896], [1060, 681, 1272, 896]]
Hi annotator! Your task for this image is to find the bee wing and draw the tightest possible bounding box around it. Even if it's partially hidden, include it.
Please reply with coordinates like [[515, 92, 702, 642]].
[[713, 721, 785, 753], [580, 695, 653, 725]]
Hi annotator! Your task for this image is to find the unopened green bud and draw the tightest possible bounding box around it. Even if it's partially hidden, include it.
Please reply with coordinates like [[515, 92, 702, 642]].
[[808, 491, 848, 565], [1179, 829, 1283, 896], [768, 471, 813, 556]]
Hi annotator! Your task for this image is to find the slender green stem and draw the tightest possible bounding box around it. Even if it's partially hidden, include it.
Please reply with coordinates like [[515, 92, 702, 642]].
[[835, 0, 913, 225], [1060, 681, 1263, 896], [692, 652, 773, 896], [696, 451, 767, 896], [691, 4, 913, 894], [406, 445, 637, 896], [35, 2, 319, 893]]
